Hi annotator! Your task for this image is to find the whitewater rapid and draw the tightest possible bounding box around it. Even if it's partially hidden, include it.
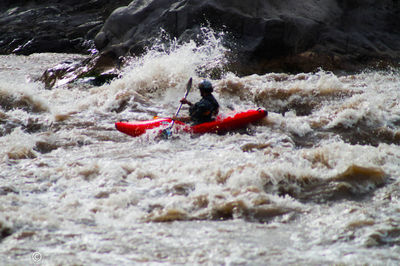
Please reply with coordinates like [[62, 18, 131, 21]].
[[0, 34, 400, 265]]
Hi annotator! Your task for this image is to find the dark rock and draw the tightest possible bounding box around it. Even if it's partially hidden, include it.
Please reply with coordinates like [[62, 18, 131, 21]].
[[0, 0, 132, 55], [94, 0, 400, 73], [39, 51, 120, 88], [3, 0, 400, 82]]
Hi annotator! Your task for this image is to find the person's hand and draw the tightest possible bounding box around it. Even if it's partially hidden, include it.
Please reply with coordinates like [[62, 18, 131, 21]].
[[180, 98, 191, 105]]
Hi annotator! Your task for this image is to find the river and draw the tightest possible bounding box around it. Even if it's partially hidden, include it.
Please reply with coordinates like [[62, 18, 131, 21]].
[[0, 32, 400, 265]]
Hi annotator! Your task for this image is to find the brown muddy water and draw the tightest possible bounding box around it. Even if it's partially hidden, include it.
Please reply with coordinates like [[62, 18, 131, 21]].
[[1, 35, 400, 265]]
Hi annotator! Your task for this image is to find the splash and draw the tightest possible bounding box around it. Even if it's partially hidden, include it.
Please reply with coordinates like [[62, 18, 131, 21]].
[[2, 48, 400, 265], [93, 28, 229, 115]]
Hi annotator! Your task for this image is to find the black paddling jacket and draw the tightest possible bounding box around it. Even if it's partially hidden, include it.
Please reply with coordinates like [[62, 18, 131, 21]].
[[189, 94, 219, 124]]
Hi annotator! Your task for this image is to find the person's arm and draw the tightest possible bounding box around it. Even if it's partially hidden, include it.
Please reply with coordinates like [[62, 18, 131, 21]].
[[180, 98, 193, 106], [173, 98, 193, 122], [172, 115, 191, 122]]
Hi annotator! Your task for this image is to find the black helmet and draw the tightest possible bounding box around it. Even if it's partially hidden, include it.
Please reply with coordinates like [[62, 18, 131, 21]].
[[198, 79, 213, 93]]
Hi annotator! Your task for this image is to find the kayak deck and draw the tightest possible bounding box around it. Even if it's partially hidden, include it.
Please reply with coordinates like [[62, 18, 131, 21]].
[[115, 109, 267, 137]]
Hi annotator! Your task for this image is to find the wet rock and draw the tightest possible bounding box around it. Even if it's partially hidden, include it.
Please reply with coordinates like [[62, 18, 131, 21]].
[[39, 51, 120, 88], [94, 0, 400, 74], [0, 0, 132, 55], [95, 0, 325, 70], [39, 58, 85, 88], [3, 0, 400, 83]]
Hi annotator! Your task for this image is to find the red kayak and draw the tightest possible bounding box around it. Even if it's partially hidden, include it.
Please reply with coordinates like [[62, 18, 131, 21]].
[[115, 109, 267, 137]]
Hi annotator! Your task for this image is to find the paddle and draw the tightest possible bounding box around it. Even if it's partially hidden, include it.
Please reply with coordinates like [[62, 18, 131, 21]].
[[161, 77, 193, 139]]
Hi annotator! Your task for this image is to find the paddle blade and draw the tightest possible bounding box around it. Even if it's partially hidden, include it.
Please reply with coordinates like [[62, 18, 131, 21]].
[[184, 77, 193, 97], [160, 127, 172, 139]]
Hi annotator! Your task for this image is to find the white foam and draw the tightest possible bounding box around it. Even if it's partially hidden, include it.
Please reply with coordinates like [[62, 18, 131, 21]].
[[1, 44, 400, 265]]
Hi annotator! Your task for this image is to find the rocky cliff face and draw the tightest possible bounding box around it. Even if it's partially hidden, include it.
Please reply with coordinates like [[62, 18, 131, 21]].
[[1, 0, 399, 84], [96, 0, 338, 59], [94, 0, 400, 73], [0, 0, 131, 55]]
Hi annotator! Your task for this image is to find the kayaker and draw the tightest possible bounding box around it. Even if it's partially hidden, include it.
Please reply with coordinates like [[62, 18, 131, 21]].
[[173, 79, 219, 124]]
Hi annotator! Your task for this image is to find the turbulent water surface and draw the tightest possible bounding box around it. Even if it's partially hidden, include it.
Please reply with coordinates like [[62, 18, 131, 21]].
[[1, 33, 400, 265]]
